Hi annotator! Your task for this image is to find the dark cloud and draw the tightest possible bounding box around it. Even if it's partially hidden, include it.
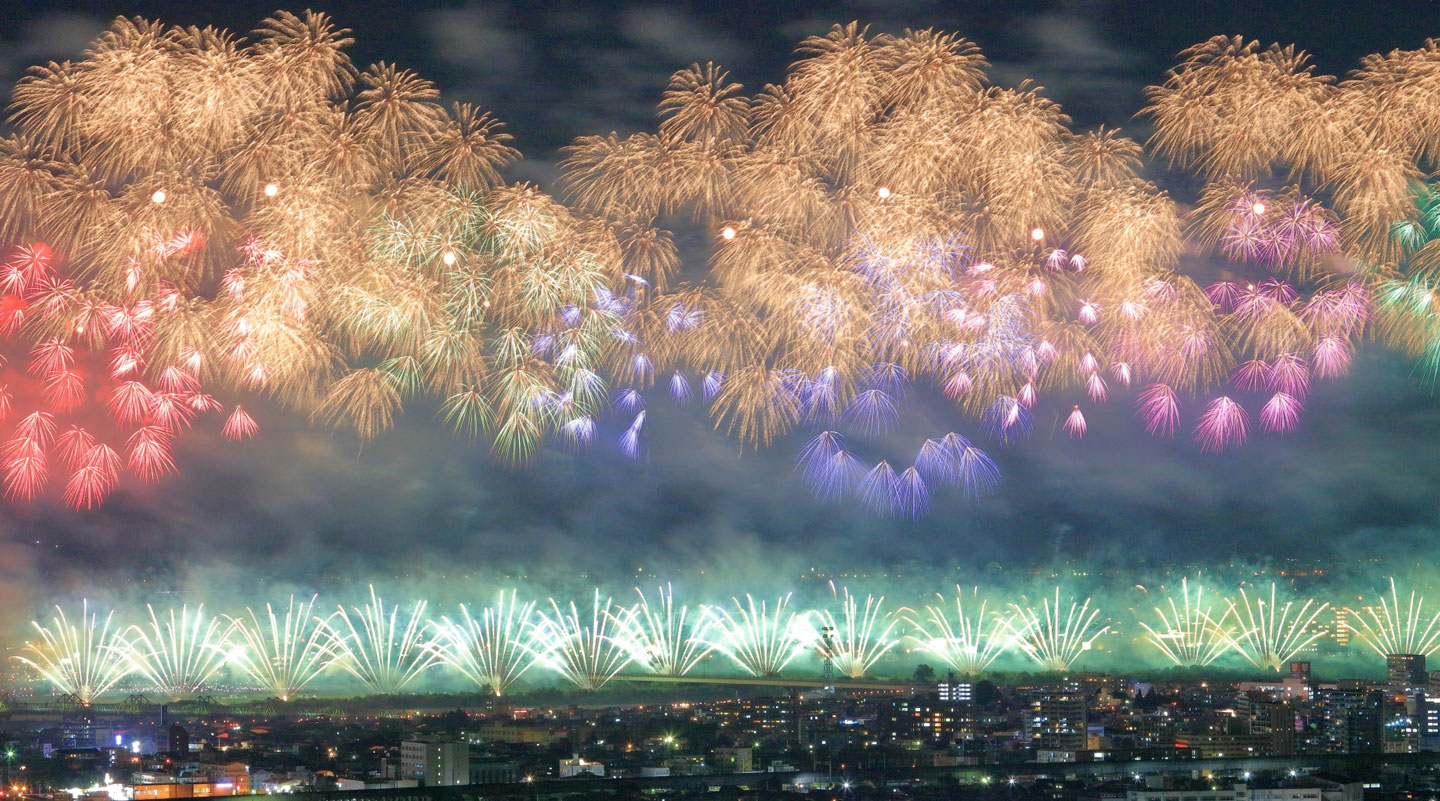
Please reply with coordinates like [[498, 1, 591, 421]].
[[989, 11, 1148, 126]]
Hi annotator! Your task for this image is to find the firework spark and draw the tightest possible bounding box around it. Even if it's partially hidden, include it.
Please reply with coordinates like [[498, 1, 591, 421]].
[[1223, 583, 1329, 672], [223, 596, 335, 700], [12, 601, 134, 704], [900, 586, 1020, 676], [1347, 578, 1440, 658], [1136, 577, 1233, 667], [427, 590, 538, 696], [529, 591, 634, 691], [797, 584, 899, 679], [124, 604, 230, 700], [1007, 588, 1110, 671], [613, 584, 713, 676], [324, 586, 438, 695], [701, 594, 808, 677]]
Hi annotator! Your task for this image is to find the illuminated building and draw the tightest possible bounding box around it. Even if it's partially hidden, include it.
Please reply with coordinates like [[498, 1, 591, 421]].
[[1311, 688, 1385, 753], [1026, 684, 1087, 753], [472, 723, 564, 745], [937, 679, 973, 704], [711, 747, 753, 773], [400, 739, 469, 787], [558, 757, 605, 778], [129, 765, 249, 799], [1173, 732, 1273, 757], [1125, 787, 1247, 801], [1386, 654, 1427, 693], [713, 696, 795, 741], [885, 698, 964, 747]]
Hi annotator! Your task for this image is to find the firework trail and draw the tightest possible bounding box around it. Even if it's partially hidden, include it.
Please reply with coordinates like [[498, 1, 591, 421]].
[[124, 603, 230, 700], [613, 583, 713, 676], [1347, 577, 1440, 657], [12, 601, 134, 704], [427, 589, 538, 696], [1136, 577, 1233, 667], [529, 590, 634, 691], [223, 595, 335, 700], [701, 594, 809, 677], [1223, 582, 1329, 672], [13, 574, 1440, 692], [1007, 588, 1110, 671], [795, 584, 898, 679], [900, 586, 1019, 676], [324, 586, 437, 695]]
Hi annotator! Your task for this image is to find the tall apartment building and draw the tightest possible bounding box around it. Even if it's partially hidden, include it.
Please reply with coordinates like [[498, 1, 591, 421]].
[[1387, 654, 1428, 692], [1026, 685, 1087, 752]]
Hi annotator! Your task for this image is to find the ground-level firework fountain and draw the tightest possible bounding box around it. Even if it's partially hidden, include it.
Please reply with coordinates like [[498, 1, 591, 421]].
[[8, 575, 1435, 701]]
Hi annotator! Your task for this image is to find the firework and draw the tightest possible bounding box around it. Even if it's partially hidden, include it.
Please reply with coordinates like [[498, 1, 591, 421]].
[[1007, 588, 1110, 671], [529, 591, 634, 691], [557, 25, 1218, 516], [427, 589, 538, 696], [0, 12, 1425, 520], [796, 584, 898, 679], [124, 604, 230, 700], [6, 14, 1438, 515], [12, 601, 135, 704], [0, 11, 618, 508], [701, 594, 809, 677], [900, 586, 1020, 676], [1347, 578, 1440, 658], [324, 586, 438, 695], [1136, 578, 1233, 667], [1194, 396, 1248, 452], [223, 595, 335, 700], [613, 584, 713, 676], [1223, 583, 1329, 672]]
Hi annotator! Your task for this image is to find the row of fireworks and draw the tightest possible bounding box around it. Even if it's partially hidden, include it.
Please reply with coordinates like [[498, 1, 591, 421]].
[[12, 578, 1437, 704], [0, 15, 1436, 514]]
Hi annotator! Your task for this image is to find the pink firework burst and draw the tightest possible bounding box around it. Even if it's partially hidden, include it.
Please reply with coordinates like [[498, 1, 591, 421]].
[[1194, 396, 1249, 453], [1136, 383, 1181, 438], [1259, 392, 1302, 433]]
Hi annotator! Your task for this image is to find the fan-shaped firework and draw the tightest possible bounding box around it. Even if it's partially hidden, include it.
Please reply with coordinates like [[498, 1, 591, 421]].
[[12, 601, 134, 704], [900, 586, 1019, 676], [124, 603, 229, 700], [427, 589, 537, 696], [796, 584, 898, 679], [1136, 577, 1232, 667], [1223, 582, 1329, 672], [701, 594, 809, 677], [223, 595, 334, 700], [1347, 577, 1440, 658], [1007, 588, 1110, 671], [529, 591, 634, 691], [613, 584, 712, 676], [324, 586, 437, 695], [18, 573, 1440, 691]]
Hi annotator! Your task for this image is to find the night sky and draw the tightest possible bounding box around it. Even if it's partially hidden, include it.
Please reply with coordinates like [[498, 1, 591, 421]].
[[0, 0, 1439, 612]]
